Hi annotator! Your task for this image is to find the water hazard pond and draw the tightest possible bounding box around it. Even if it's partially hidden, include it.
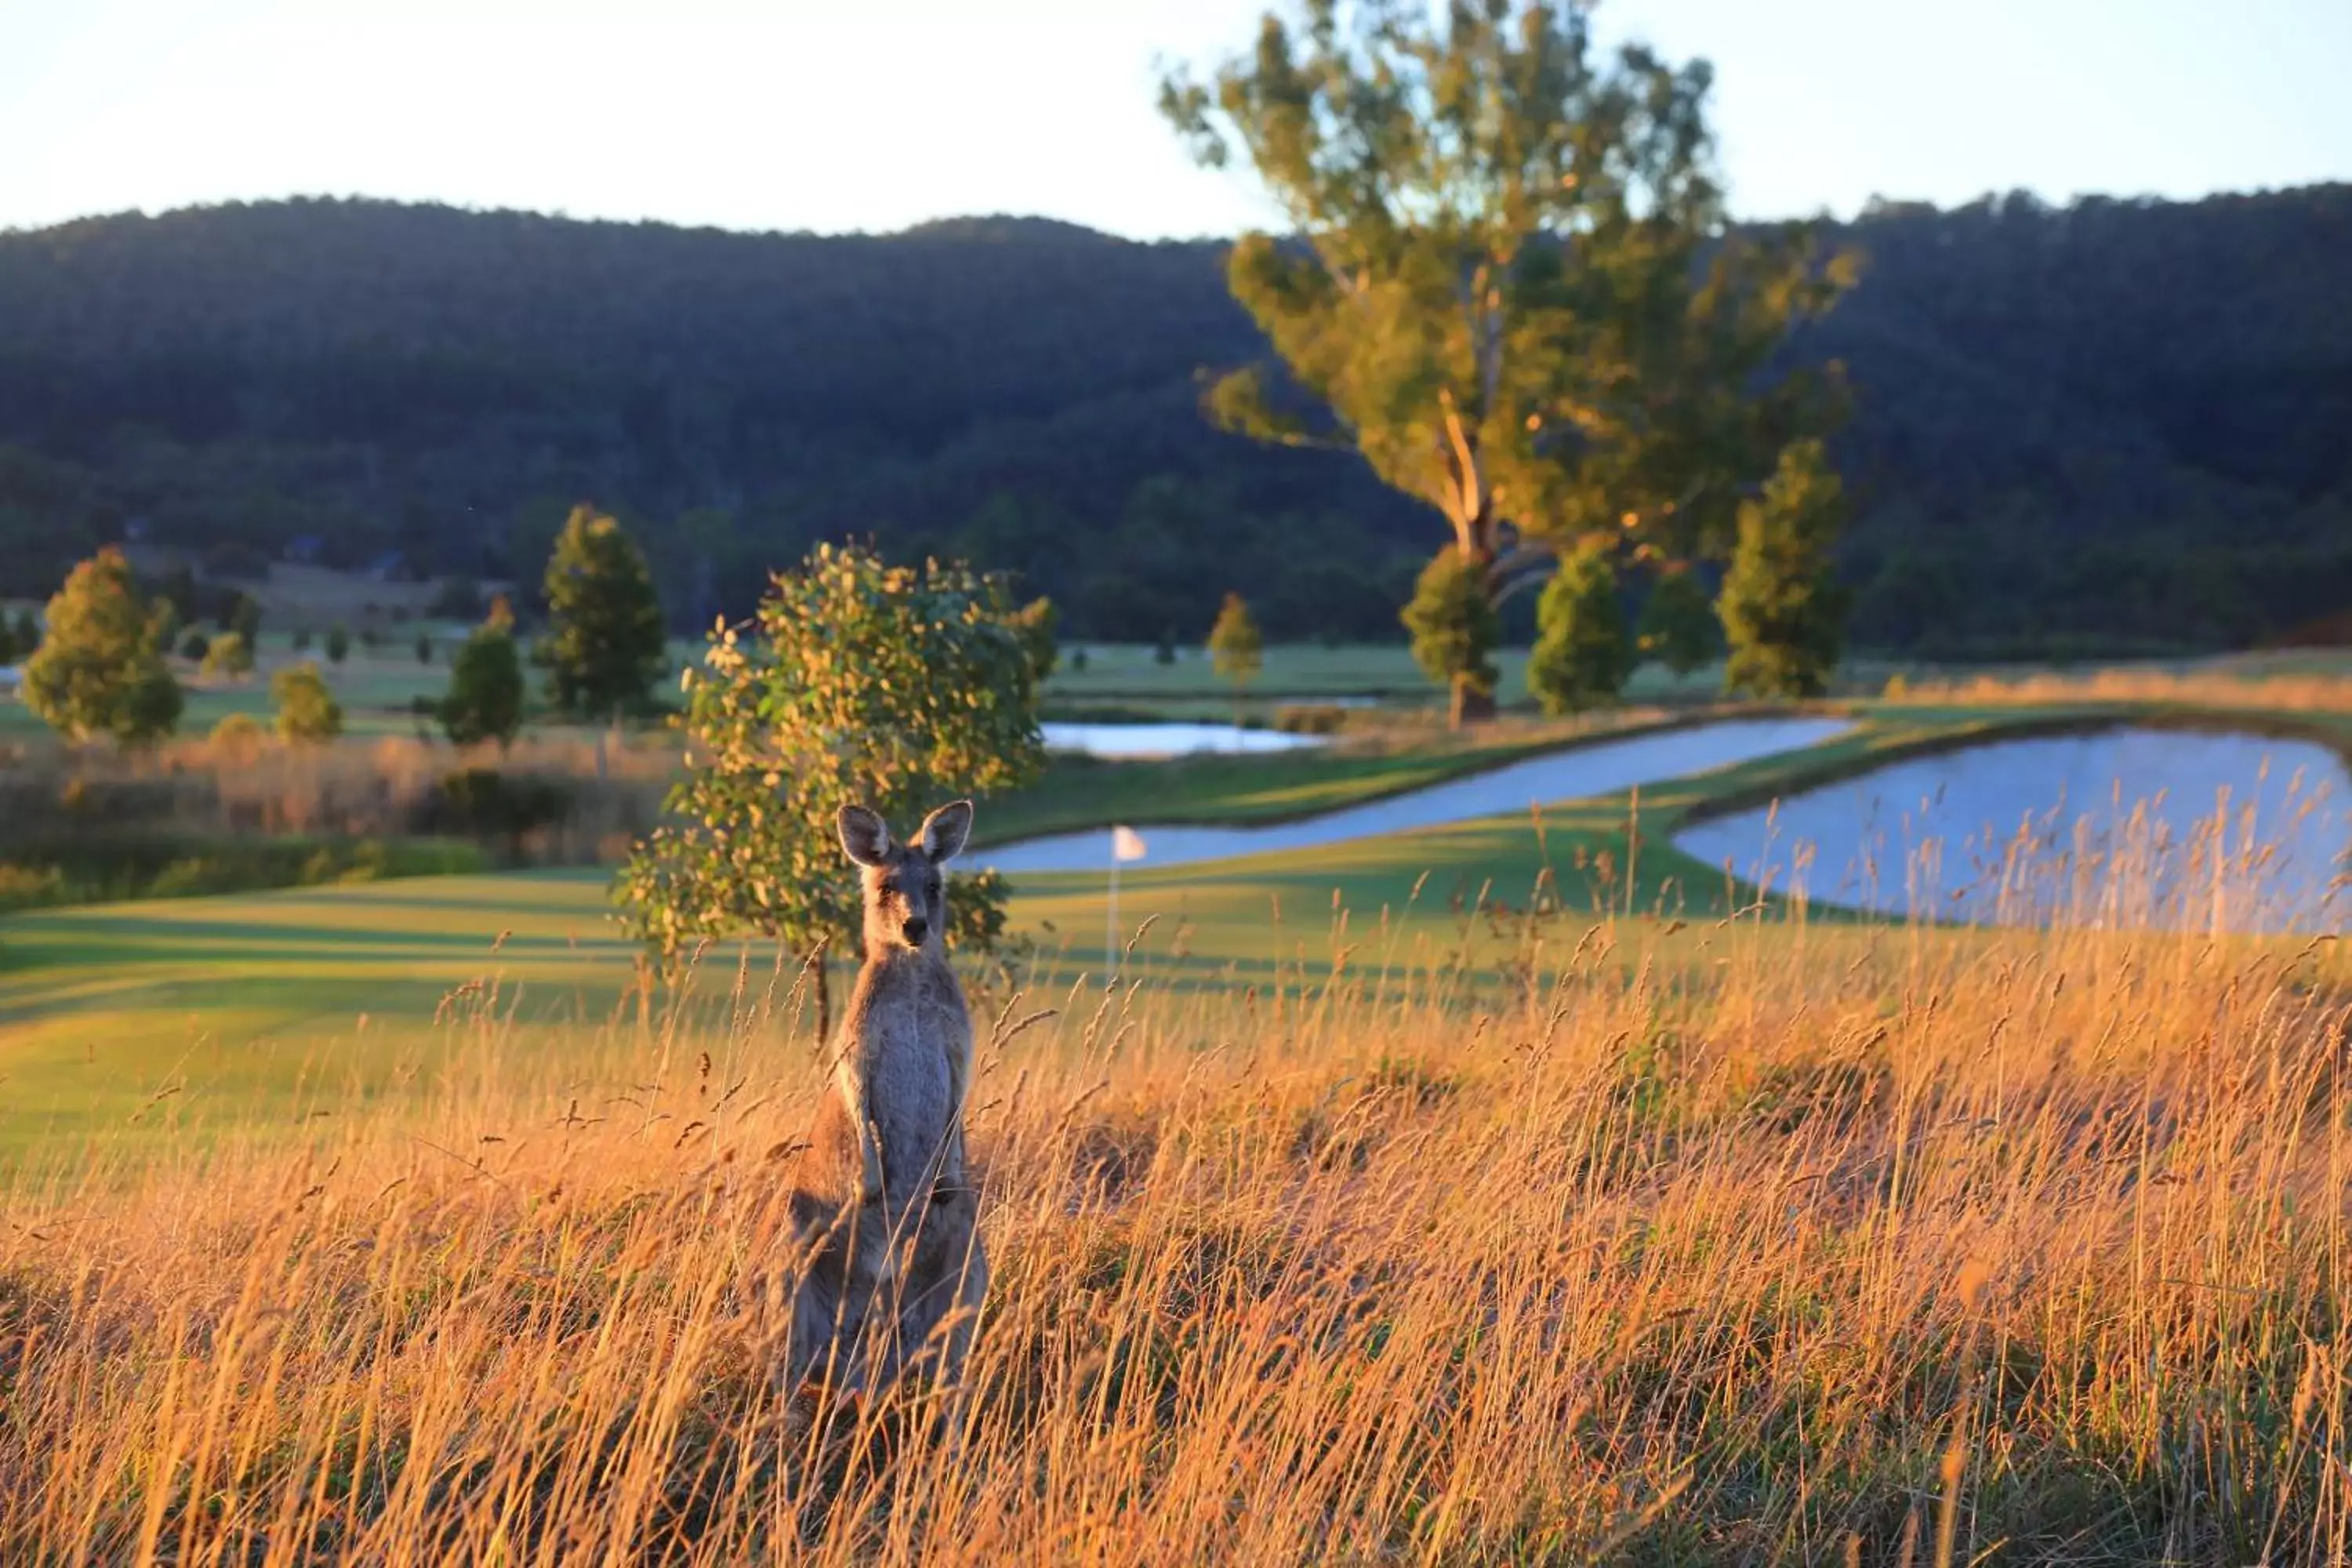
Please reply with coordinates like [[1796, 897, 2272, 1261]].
[[984, 717, 1849, 874], [1673, 725, 2352, 932]]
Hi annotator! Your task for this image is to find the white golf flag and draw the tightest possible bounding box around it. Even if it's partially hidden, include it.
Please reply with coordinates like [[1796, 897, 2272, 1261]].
[[1112, 825, 1148, 862]]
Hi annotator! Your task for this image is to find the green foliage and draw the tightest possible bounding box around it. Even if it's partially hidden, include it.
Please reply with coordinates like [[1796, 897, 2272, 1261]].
[[1153, 631, 1176, 666], [1400, 549, 1501, 727], [325, 624, 350, 664], [22, 548, 183, 744], [1528, 542, 1632, 716], [616, 543, 1046, 963], [201, 630, 254, 679], [291, 625, 313, 652], [12, 611, 35, 660], [0, 615, 15, 666], [1163, 0, 1850, 626], [1719, 440, 1852, 699], [1207, 593, 1264, 700], [416, 631, 434, 666], [441, 608, 526, 750], [535, 506, 666, 719], [1010, 594, 1059, 682], [179, 630, 210, 662], [1639, 567, 1720, 677], [270, 660, 343, 744]]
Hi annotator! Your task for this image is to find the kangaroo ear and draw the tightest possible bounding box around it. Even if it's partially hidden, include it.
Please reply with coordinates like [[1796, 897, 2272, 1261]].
[[837, 805, 892, 867], [918, 799, 975, 864]]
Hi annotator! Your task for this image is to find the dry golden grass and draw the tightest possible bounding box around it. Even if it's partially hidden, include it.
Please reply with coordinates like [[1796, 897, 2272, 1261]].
[[0, 731, 675, 863], [1884, 665, 2352, 717], [1, 905, 2347, 1564]]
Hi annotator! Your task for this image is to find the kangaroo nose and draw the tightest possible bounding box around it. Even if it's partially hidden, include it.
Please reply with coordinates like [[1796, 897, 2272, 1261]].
[[902, 917, 929, 946]]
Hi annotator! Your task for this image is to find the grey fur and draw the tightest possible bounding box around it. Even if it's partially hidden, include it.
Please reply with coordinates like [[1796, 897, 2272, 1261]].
[[776, 800, 988, 1425]]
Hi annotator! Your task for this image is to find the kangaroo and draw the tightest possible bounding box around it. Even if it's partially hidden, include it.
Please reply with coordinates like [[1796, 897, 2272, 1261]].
[[775, 799, 989, 1420]]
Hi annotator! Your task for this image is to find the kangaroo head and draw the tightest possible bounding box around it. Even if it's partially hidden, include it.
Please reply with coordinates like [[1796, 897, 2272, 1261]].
[[837, 800, 974, 953]]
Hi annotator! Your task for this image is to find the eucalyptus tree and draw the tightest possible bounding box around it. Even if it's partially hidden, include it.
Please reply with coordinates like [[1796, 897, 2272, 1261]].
[[1164, 0, 1851, 720]]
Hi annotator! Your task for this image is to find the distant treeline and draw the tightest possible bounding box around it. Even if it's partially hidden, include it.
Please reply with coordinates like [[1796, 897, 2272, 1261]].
[[0, 189, 2345, 655]]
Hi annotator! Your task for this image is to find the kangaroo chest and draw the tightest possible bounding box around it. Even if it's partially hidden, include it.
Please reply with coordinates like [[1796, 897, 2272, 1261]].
[[843, 964, 968, 1199]]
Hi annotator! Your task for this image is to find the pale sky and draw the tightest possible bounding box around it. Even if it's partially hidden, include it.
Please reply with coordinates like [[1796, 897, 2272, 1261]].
[[4, 0, 2346, 239]]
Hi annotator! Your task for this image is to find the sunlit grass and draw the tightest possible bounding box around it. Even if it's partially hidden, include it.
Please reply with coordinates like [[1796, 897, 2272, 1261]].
[[0, 881, 2345, 1561]]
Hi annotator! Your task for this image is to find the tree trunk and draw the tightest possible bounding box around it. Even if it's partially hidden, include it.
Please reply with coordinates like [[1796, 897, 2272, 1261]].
[[1450, 677, 1496, 729]]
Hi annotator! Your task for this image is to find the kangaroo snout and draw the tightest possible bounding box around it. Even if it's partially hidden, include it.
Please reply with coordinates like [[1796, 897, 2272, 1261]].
[[901, 916, 929, 946]]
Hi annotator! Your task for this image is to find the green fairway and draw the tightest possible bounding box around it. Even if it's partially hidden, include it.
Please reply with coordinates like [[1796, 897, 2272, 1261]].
[[6, 697, 2347, 1151]]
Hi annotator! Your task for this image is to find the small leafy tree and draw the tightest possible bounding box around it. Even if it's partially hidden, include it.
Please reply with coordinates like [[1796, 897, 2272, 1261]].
[[617, 544, 1046, 1031], [441, 598, 526, 750], [23, 547, 183, 743], [270, 660, 343, 743], [291, 625, 314, 652], [535, 505, 667, 720], [1527, 539, 1632, 716], [1719, 440, 1851, 699], [223, 591, 262, 644], [201, 630, 254, 680], [325, 624, 351, 664], [416, 631, 434, 666], [1207, 592, 1264, 717], [180, 629, 211, 662], [0, 614, 16, 666], [1639, 566, 1720, 678], [13, 610, 40, 659], [1153, 628, 1176, 666], [1401, 547, 1501, 728]]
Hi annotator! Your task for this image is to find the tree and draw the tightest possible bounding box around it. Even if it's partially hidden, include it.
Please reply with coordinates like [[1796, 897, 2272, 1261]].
[[535, 505, 667, 720], [441, 597, 526, 750], [222, 591, 262, 645], [291, 625, 313, 652], [617, 544, 1046, 1032], [0, 615, 15, 666], [1401, 547, 1501, 728], [179, 629, 211, 662], [22, 547, 183, 743], [1638, 566, 1719, 677], [11, 612, 35, 661], [270, 660, 343, 743], [325, 624, 351, 664], [416, 631, 434, 665], [201, 630, 254, 679], [1163, 0, 1849, 718], [1207, 592, 1264, 716], [1527, 539, 1632, 715], [1719, 440, 1851, 699]]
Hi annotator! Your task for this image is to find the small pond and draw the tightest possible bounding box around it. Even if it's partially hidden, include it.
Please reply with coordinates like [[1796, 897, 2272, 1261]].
[[1671, 726, 2352, 932], [985, 717, 1849, 873], [1041, 721, 1327, 758]]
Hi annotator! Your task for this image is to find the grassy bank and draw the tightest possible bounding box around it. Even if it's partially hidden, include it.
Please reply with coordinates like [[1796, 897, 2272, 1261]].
[[0, 897, 2343, 1559]]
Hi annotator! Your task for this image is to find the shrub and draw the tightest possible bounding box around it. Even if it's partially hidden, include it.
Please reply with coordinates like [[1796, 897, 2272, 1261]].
[[270, 660, 343, 744], [1401, 546, 1501, 728], [1527, 540, 1632, 716], [201, 631, 254, 680]]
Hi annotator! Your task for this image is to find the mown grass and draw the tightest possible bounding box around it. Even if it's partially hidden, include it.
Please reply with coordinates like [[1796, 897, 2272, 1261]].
[[0, 889, 2344, 1562]]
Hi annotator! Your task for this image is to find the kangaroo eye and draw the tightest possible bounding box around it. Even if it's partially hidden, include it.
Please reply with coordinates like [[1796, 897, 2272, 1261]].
[[928, 876, 942, 900]]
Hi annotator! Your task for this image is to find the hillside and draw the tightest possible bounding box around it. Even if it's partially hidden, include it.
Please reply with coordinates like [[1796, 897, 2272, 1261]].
[[1, 188, 2346, 655]]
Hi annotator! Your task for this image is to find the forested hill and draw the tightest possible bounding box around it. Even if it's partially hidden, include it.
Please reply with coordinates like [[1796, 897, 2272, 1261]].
[[1, 187, 2346, 656]]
